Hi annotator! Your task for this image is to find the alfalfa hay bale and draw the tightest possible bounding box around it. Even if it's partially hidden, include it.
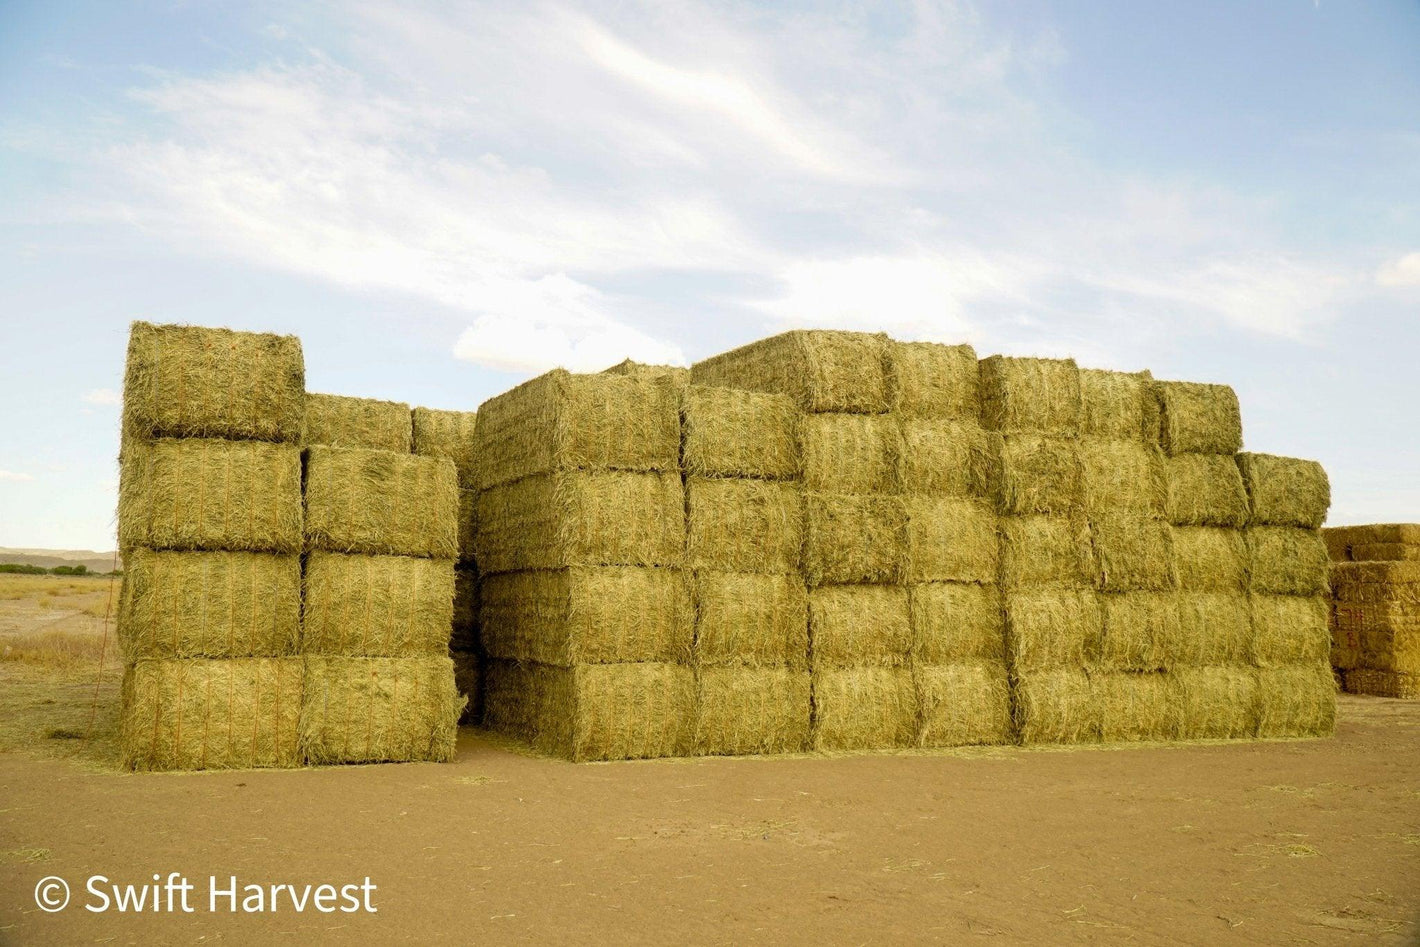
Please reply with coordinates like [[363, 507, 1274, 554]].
[[997, 515, 1091, 589], [909, 581, 1004, 664], [802, 493, 906, 586], [118, 549, 299, 659], [118, 439, 302, 553], [686, 477, 802, 573], [1330, 562, 1420, 604], [695, 668, 810, 756], [1013, 669, 1097, 744], [1171, 526, 1249, 592], [915, 660, 1012, 747], [995, 435, 1082, 514], [1324, 524, 1420, 560], [681, 385, 799, 480], [694, 572, 808, 669], [801, 413, 900, 494], [299, 655, 463, 764], [1080, 368, 1159, 441], [412, 406, 479, 487], [1098, 592, 1175, 671], [526, 662, 696, 761], [978, 355, 1082, 435], [1088, 515, 1175, 592], [304, 448, 457, 558], [897, 419, 998, 499], [1248, 527, 1329, 596], [1236, 453, 1330, 529], [811, 667, 917, 751], [1331, 599, 1420, 636], [1167, 667, 1257, 739], [1343, 669, 1420, 699], [1256, 665, 1335, 738], [1250, 594, 1329, 667], [1094, 672, 1170, 742], [601, 359, 691, 385], [1164, 454, 1249, 527], [1004, 590, 1102, 670], [122, 321, 304, 444], [1350, 543, 1420, 562], [120, 658, 303, 770], [1079, 438, 1166, 515], [1154, 381, 1243, 456], [302, 393, 412, 452], [301, 552, 454, 657], [691, 330, 891, 415], [904, 496, 997, 583], [1166, 593, 1252, 666], [808, 584, 911, 668], [886, 340, 979, 420]]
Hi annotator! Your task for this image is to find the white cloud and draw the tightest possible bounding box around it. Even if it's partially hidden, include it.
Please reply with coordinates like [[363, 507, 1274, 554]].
[[0, 471, 35, 482], [82, 388, 121, 406], [1377, 252, 1420, 287]]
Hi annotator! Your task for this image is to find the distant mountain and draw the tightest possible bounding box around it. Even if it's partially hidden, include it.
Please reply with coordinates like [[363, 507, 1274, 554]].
[[0, 548, 123, 574]]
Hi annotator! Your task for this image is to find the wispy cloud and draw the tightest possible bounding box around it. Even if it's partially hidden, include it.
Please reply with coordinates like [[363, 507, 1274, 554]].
[[1376, 252, 1420, 287], [0, 471, 36, 482], [82, 388, 121, 406]]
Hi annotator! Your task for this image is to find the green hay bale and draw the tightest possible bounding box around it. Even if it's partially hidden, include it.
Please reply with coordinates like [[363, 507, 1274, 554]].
[[1154, 380, 1243, 456], [473, 369, 680, 490], [909, 581, 1004, 664], [299, 655, 463, 764], [1248, 526, 1329, 596], [118, 549, 299, 660], [456, 488, 477, 563], [995, 435, 1083, 514], [691, 330, 890, 415], [1255, 665, 1336, 738], [1172, 526, 1249, 592], [686, 477, 802, 573], [1080, 368, 1159, 442], [1330, 561, 1420, 603], [1164, 454, 1249, 527], [1323, 524, 1420, 561], [694, 571, 808, 669], [695, 667, 810, 756], [1342, 668, 1420, 698], [304, 447, 458, 558], [118, 439, 302, 554], [452, 650, 480, 725], [1004, 590, 1102, 671], [1014, 669, 1098, 744], [997, 515, 1091, 590], [301, 552, 454, 657], [122, 321, 304, 444], [681, 385, 799, 480], [1098, 591, 1175, 671], [601, 359, 690, 385], [1250, 594, 1329, 667], [808, 584, 911, 668], [1165, 593, 1252, 666], [480, 566, 690, 665], [811, 667, 917, 751], [915, 660, 1013, 747], [898, 419, 998, 499], [1089, 514, 1175, 592], [904, 496, 997, 583], [1094, 672, 1170, 742], [978, 355, 1082, 435], [1079, 438, 1166, 515], [801, 413, 900, 494], [476, 470, 684, 574], [302, 393, 412, 452], [1166, 667, 1258, 739], [120, 658, 303, 771], [1236, 453, 1330, 529], [411, 407, 479, 488], [1348, 542, 1420, 563], [886, 340, 979, 420], [451, 568, 478, 651], [802, 493, 906, 587]]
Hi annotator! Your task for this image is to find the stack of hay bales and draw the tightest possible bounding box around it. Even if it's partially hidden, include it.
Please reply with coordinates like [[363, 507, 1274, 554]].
[[1325, 524, 1420, 698], [116, 322, 305, 770], [475, 370, 692, 761]]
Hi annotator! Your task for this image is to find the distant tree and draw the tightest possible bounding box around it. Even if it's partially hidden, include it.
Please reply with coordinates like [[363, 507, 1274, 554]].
[[0, 564, 48, 575]]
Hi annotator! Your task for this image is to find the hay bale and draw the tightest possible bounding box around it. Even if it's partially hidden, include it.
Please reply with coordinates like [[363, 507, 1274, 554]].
[[909, 581, 1004, 664], [120, 658, 303, 770], [1331, 599, 1420, 636], [995, 435, 1083, 514], [1324, 524, 1420, 561], [1079, 438, 1166, 515], [122, 321, 304, 443], [886, 340, 979, 420], [1095, 672, 1170, 742], [978, 355, 1082, 435], [473, 369, 680, 490], [897, 419, 998, 499], [808, 584, 911, 668], [1098, 592, 1175, 671], [1164, 454, 1249, 527], [811, 667, 917, 751], [1166, 667, 1258, 739], [1250, 594, 1329, 667], [451, 569, 478, 651], [456, 488, 477, 563], [1080, 368, 1159, 441], [1256, 665, 1335, 738], [915, 660, 1013, 747], [1358, 629, 1420, 674], [694, 571, 808, 669], [691, 330, 890, 415], [801, 414, 900, 494], [1330, 562, 1420, 603], [118, 439, 302, 554], [301, 552, 454, 657], [1236, 453, 1330, 529], [1004, 590, 1102, 670], [695, 667, 811, 756], [411, 407, 479, 487], [601, 359, 690, 385], [904, 496, 997, 583], [452, 650, 480, 724], [681, 386, 799, 480], [1248, 526, 1329, 596], [686, 478, 802, 573], [304, 448, 458, 558], [1349, 543, 1420, 562], [118, 549, 299, 660], [1342, 669, 1420, 698], [1171, 526, 1249, 592], [1166, 593, 1252, 666], [300, 656, 463, 764], [1154, 381, 1243, 456], [302, 393, 412, 452], [476, 471, 683, 574], [1088, 514, 1175, 592], [1013, 669, 1097, 744], [802, 493, 906, 587], [997, 515, 1091, 589]]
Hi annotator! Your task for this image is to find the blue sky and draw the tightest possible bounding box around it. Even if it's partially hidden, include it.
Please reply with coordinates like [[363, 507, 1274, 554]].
[[2, 0, 1417, 550]]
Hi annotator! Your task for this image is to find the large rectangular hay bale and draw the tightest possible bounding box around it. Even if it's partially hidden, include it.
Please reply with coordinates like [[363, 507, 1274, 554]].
[[886, 340, 979, 420], [1166, 593, 1252, 666], [301, 552, 454, 657], [601, 358, 691, 385], [802, 493, 905, 586], [1236, 453, 1329, 529], [695, 667, 810, 756], [299, 655, 463, 763], [1348, 542, 1420, 563], [897, 419, 998, 499], [1088, 514, 1175, 592], [904, 496, 997, 583], [1080, 368, 1158, 441], [1171, 526, 1249, 592], [1331, 599, 1420, 636], [1330, 561, 1420, 603], [691, 330, 890, 415], [694, 571, 808, 669], [995, 435, 1083, 514], [978, 356, 1082, 435], [801, 413, 900, 494], [1248, 526, 1329, 596], [909, 581, 1004, 664], [1098, 591, 1175, 671], [1250, 594, 1329, 667], [1094, 672, 1170, 742], [1004, 590, 1102, 671], [811, 667, 917, 751], [808, 584, 911, 668], [686, 478, 801, 573], [1013, 669, 1097, 744], [1342, 668, 1420, 698], [1154, 381, 1243, 456], [1166, 667, 1258, 739], [997, 515, 1091, 589], [412, 407, 479, 487], [1164, 454, 1249, 527], [1255, 665, 1335, 738], [915, 660, 1012, 747], [302, 393, 412, 452], [1324, 524, 1420, 561], [303, 447, 458, 558], [681, 386, 799, 480], [1079, 438, 1165, 515]]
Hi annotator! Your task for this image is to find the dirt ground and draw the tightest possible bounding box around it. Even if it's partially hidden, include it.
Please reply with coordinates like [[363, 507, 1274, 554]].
[[1, 575, 1418, 945]]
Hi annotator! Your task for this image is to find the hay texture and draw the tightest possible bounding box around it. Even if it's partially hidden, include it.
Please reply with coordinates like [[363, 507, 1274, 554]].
[[299, 656, 463, 764], [1343, 669, 1420, 699], [1250, 594, 1329, 667], [1324, 524, 1420, 561], [1166, 667, 1258, 739], [808, 584, 911, 668], [915, 660, 1012, 747], [118, 549, 299, 659], [997, 515, 1091, 589], [1013, 669, 1098, 744], [802, 493, 905, 586], [897, 419, 998, 499], [1167, 593, 1252, 667], [681, 386, 799, 480], [1154, 381, 1243, 456], [1094, 672, 1170, 742], [1330, 562, 1420, 603], [811, 668, 917, 751], [694, 572, 808, 669], [695, 668, 810, 756], [412, 407, 479, 487], [1164, 454, 1249, 527], [304, 448, 458, 558], [1172, 527, 1249, 592], [801, 413, 900, 494], [886, 340, 979, 420], [1098, 592, 1174, 671], [1080, 369, 1159, 442], [1348, 543, 1420, 562], [904, 496, 997, 583], [995, 435, 1082, 514], [1248, 527, 1329, 596], [686, 478, 802, 573], [122, 321, 304, 444], [1088, 515, 1174, 592], [909, 582, 1004, 664], [301, 552, 454, 657], [691, 330, 891, 415], [1255, 665, 1335, 738], [120, 658, 302, 770], [1004, 590, 1101, 671], [1079, 439, 1165, 515], [1236, 453, 1330, 529], [302, 393, 412, 452], [978, 356, 1082, 435], [601, 359, 691, 385]]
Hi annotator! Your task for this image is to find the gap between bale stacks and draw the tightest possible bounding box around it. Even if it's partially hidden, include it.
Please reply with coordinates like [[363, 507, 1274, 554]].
[[302, 393, 412, 452]]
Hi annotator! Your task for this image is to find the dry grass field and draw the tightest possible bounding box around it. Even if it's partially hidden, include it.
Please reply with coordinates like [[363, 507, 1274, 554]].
[[0, 572, 1417, 945]]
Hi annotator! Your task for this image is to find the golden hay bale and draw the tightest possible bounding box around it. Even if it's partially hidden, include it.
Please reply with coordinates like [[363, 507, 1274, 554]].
[[1094, 672, 1170, 742], [122, 321, 304, 444], [1098, 591, 1175, 671], [412, 406, 479, 487], [686, 477, 802, 573], [904, 496, 997, 583], [1080, 368, 1159, 442], [1330, 561, 1420, 603], [118, 439, 302, 554], [691, 330, 891, 415], [301, 552, 454, 657], [456, 488, 477, 563], [299, 656, 463, 764], [1323, 528, 1351, 563], [1166, 667, 1257, 739], [1079, 438, 1166, 515], [480, 566, 690, 665], [120, 658, 303, 770], [1166, 593, 1252, 667], [601, 359, 691, 385], [886, 340, 979, 420], [897, 419, 999, 499], [1331, 638, 1361, 671], [452, 649, 480, 724], [1348, 542, 1420, 563], [681, 385, 800, 480], [1255, 665, 1335, 738], [473, 369, 680, 490], [302, 393, 412, 452], [1171, 526, 1249, 592], [1342, 668, 1420, 698], [1331, 599, 1420, 635], [1248, 526, 1329, 596], [1004, 590, 1102, 671], [995, 435, 1083, 515], [802, 493, 906, 587], [476, 470, 684, 574], [451, 568, 479, 651], [694, 571, 808, 669], [811, 667, 917, 751], [1236, 453, 1330, 529], [1013, 669, 1097, 744], [1088, 514, 1175, 592], [695, 667, 811, 756], [118, 549, 299, 660], [978, 355, 1082, 435], [304, 447, 458, 558], [1358, 629, 1420, 674], [1250, 594, 1329, 667], [1324, 524, 1420, 561], [915, 660, 1013, 747], [909, 581, 1004, 664], [1154, 380, 1243, 456], [1164, 454, 1249, 527], [997, 515, 1092, 589], [808, 584, 911, 668], [801, 413, 901, 494]]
